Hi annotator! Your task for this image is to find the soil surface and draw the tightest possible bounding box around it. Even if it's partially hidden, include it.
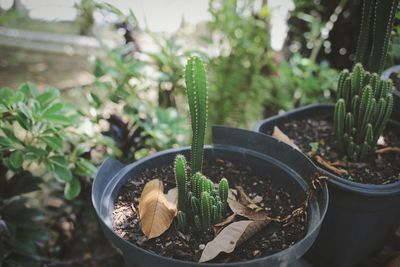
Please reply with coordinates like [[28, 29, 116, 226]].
[[277, 115, 400, 185], [113, 159, 307, 263]]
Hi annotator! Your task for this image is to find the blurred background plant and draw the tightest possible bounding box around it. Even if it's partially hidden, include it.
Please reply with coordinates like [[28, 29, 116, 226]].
[[205, 0, 273, 127]]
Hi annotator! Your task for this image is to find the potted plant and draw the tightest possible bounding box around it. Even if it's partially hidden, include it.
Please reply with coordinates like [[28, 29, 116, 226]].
[[92, 56, 328, 266], [255, 1, 400, 266]]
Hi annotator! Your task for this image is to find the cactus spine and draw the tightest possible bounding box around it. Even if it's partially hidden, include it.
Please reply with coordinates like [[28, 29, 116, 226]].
[[334, 63, 393, 161], [173, 56, 229, 232], [185, 55, 208, 174], [355, 0, 399, 74]]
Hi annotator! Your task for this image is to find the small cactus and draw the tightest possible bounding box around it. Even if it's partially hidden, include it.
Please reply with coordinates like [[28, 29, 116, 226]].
[[334, 63, 393, 161], [173, 154, 229, 232]]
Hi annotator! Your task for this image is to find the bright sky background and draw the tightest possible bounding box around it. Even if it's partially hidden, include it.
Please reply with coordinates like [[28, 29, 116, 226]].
[[0, 0, 293, 50]]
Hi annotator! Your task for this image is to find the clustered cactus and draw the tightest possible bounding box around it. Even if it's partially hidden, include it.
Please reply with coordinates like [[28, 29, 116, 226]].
[[334, 63, 393, 161], [175, 155, 229, 231], [174, 56, 229, 232], [355, 0, 399, 74]]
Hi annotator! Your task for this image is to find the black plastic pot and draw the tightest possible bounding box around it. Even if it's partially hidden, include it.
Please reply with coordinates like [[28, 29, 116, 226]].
[[254, 104, 400, 267], [92, 126, 328, 267], [382, 65, 400, 121]]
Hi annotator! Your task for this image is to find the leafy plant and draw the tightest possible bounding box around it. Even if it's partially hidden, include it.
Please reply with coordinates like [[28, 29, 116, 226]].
[[206, 0, 272, 127], [92, 44, 189, 161], [174, 56, 229, 232], [0, 83, 100, 266], [261, 54, 338, 114], [334, 63, 393, 161], [355, 0, 400, 74]]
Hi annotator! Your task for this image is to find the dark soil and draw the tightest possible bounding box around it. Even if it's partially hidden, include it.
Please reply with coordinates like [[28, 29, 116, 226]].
[[277, 115, 400, 185], [113, 159, 307, 263]]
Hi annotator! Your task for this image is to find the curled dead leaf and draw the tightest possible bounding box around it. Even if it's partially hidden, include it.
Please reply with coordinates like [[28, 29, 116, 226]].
[[272, 126, 300, 151], [228, 197, 269, 221], [139, 179, 177, 239], [200, 220, 269, 262], [213, 213, 237, 235]]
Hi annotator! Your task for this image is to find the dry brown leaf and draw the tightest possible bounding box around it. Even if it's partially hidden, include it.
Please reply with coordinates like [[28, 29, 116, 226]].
[[139, 179, 176, 239], [228, 197, 269, 221], [272, 126, 300, 151], [314, 155, 348, 176], [165, 187, 178, 214], [213, 213, 237, 235], [199, 220, 269, 262], [234, 186, 263, 211]]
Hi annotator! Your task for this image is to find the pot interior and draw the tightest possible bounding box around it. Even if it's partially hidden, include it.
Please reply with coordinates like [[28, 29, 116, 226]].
[[102, 146, 321, 234]]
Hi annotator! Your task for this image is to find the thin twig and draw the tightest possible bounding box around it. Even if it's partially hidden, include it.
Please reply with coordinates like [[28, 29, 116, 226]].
[[376, 147, 400, 154]]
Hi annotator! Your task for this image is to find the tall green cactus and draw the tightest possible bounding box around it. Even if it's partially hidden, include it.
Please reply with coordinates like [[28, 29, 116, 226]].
[[334, 63, 393, 161], [355, 0, 399, 74], [185, 56, 208, 174], [174, 154, 229, 232]]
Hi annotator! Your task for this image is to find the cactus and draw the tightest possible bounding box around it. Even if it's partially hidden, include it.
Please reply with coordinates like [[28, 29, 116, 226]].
[[185, 55, 208, 174], [334, 63, 393, 161], [173, 154, 229, 232], [174, 155, 188, 212], [355, 0, 399, 74]]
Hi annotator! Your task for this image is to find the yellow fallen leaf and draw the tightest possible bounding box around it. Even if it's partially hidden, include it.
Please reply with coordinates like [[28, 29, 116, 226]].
[[272, 126, 300, 151], [139, 179, 176, 239], [199, 220, 269, 262]]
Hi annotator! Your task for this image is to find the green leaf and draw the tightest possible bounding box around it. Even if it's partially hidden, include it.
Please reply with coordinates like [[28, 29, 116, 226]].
[[53, 165, 72, 182], [19, 82, 39, 97], [36, 88, 59, 108], [75, 159, 97, 177], [41, 102, 64, 118], [25, 146, 47, 160], [10, 150, 24, 169], [73, 144, 89, 156], [44, 114, 73, 125], [40, 136, 63, 150], [1, 127, 21, 145], [64, 178, 81, 199], [49, 155, 68, 167]]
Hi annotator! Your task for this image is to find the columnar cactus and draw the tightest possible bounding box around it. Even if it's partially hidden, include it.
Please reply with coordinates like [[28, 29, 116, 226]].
[[185, 55, 208, 174], [174, 156, 229, 231], [355, 0, 399, 74], [175, 56, 229, 232], [334, 63, 393, 161]]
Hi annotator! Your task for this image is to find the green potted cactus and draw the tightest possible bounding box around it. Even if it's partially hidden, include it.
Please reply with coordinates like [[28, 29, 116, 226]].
[[254, 0, 400, 266], [92, 56, 328, 266]]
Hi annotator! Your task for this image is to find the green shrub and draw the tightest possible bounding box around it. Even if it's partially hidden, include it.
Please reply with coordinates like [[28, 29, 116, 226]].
[[0, 83, 101, 266], [206, 0, 272, 127]]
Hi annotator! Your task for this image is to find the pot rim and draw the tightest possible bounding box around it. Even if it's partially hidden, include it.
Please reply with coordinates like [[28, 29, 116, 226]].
[[254, 103, 400, 197], [92, 144, 328, 266]]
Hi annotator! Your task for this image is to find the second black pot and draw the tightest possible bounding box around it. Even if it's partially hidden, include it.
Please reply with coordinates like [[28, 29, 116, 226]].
[[254, 104, 400, 267], [92, 126, 328, 267]]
